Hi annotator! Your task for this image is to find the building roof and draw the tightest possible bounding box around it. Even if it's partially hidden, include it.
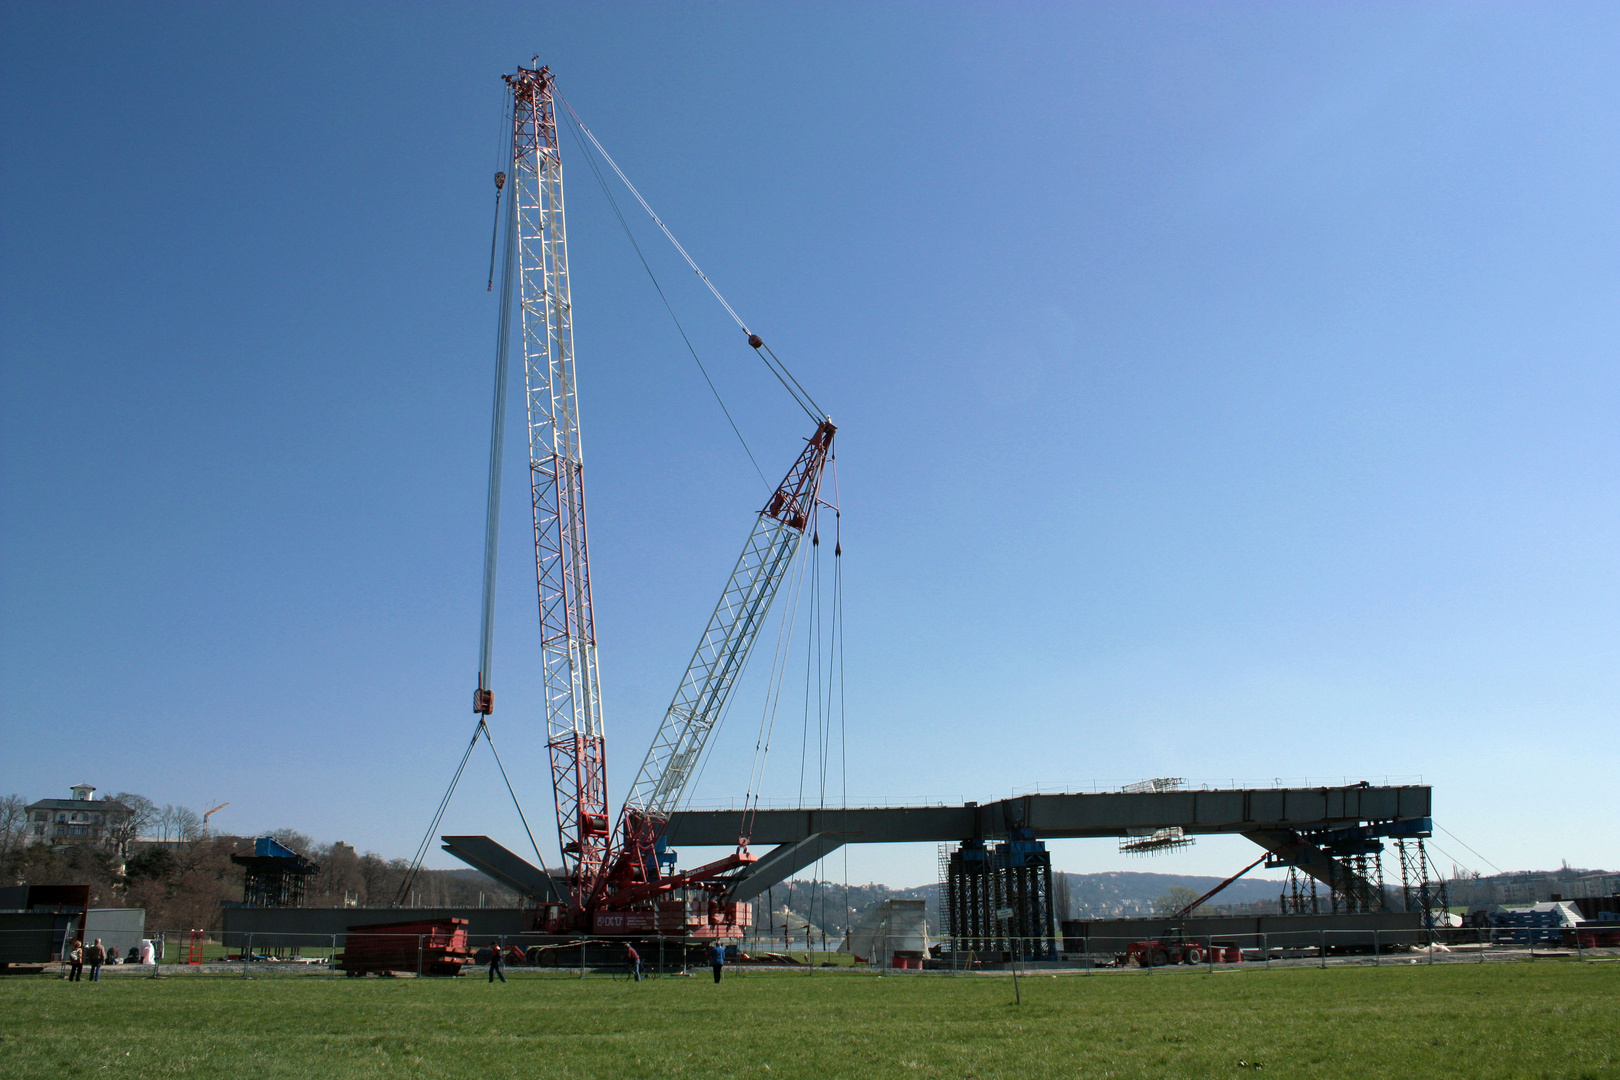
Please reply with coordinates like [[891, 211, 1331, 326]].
[[26, 797, 130, 813]]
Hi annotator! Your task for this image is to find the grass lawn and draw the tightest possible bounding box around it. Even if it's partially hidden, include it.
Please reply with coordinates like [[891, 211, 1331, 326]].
[[1, 962, 1615, 1079]]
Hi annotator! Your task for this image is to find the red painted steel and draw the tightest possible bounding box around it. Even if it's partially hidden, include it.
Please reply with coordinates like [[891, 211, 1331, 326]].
[[339, 918, 473, 977]]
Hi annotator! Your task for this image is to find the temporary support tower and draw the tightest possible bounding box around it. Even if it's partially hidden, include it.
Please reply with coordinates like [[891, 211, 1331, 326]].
[[944, 831, 1057, 961]]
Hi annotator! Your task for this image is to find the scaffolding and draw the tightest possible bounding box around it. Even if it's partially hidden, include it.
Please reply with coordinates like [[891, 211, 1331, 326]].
[[1118, 826, 1195, 856], [943, 831, 1056, 961], [1120, 777, 1186, 794], [1394, 837, 1449, 928], [230, 837, 320, 908]]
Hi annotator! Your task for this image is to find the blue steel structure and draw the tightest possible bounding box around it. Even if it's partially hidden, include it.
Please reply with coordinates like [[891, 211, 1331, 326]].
[[943, 830, 1057, 961]]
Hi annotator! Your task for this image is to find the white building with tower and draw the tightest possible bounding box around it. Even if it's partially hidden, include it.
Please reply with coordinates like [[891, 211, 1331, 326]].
[[24, 785, 132, 852]]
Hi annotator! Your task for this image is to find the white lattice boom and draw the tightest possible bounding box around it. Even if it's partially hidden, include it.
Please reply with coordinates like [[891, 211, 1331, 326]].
[[505, 64, 610, 909]]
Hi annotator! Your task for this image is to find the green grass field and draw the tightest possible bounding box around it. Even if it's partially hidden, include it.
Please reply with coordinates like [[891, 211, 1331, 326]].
[[1, 963, 1615, 1079]]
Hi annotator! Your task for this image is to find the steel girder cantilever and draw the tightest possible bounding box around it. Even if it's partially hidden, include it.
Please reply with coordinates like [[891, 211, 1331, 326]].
[[1242, 828, 1385, 909]]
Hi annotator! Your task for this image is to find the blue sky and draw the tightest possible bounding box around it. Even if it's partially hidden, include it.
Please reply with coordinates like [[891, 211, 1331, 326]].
[[3, 3, 1616, 890]]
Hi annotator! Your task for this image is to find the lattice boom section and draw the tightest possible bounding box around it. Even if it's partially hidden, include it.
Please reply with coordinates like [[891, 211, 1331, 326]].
[[626, 515, 802, 819], [506, 63, 609, 906]]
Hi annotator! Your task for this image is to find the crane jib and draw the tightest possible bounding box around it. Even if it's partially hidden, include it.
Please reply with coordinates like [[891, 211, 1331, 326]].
[[590, 421, 835, 908]]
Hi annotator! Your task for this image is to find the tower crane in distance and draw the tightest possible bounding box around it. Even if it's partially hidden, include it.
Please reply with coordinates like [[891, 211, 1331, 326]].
[[487, 62, 836, 936]]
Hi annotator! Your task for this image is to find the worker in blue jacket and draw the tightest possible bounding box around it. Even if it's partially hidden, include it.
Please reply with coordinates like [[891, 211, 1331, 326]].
[[708, 941, 727, 983]]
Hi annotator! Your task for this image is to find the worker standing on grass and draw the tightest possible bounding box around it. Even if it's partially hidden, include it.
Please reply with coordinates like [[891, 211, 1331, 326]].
[[487, 940, 506, 984], [709, 941, 727, 984], [66, 938, 83, 982], [85, 939, 105, 982], [625, 943, 641, 982]]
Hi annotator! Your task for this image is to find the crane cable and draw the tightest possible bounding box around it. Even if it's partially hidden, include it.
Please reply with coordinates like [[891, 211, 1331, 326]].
[[395, 719, 556, 908], [735, 506, 821, 838], [561, 113, 769, 490], [398, 114, 546, 906], [802, 472, 848, 950], [557, 93, 828, 423], [479, 118, 520, 700], [481, 722, 553, 889], [395, 721, 483, 906], [831, 463, 850, 951]]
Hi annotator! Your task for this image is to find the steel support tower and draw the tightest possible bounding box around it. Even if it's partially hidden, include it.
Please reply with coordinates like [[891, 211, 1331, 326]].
[[504, 64, 609, 912], [943, 832, 1057, 961]]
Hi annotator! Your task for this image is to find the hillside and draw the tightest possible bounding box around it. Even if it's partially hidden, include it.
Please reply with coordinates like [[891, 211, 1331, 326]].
[[759, 870, 1292, 942]]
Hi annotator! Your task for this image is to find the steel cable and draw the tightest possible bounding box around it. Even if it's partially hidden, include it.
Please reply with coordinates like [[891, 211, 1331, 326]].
[[561, 113, 769, 490], [557, 91, 826, 423], [396, 722, 484, 906], [481, 722, 555, 882]]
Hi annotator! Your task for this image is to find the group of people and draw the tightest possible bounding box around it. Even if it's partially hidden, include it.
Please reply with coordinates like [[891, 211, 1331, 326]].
[[64, 937, 155, 980], [64, 938, 104, 982], [482, 939, 732, 983]]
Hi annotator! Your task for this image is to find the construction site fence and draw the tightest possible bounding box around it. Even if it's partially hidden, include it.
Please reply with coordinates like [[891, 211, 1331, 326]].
[[3, 926, 1614, 978], [936, 926, 1620, 974]]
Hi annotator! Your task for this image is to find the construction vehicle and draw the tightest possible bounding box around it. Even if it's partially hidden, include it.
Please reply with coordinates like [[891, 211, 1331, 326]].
[[465, 62, 835, 936], [1116, 856, 1267, 967]]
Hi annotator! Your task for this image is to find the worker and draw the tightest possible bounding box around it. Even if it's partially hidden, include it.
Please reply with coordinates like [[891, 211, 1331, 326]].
[[66, 938, 83, 982], [708, 940, 727, 984], [487, 939, 506, 984], [625, 942, 641, 982], [85, 938, 105, 982]]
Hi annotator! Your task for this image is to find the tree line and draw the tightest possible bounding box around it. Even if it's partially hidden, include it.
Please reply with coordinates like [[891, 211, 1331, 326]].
[[0, 792, 515, 931]]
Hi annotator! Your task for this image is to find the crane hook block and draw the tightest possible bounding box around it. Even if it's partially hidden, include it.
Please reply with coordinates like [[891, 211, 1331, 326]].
[[494, 171, 506, 191], [474, 688, 494, 714], [747, 334, 764, 349]]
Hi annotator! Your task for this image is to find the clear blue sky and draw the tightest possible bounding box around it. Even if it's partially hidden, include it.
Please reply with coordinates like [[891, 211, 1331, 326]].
[[3, 3, 1616, 890]]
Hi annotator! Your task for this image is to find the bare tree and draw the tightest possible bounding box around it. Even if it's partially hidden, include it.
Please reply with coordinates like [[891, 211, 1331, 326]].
[[0, 795, 30, 865], [108, 792, 156, 856], [157, 804, 178, 842], [359, 853, 406, 906], [1052, 872, 1073, 923], [1152, 886, 1204, 918], [172, 806, 204, 842]]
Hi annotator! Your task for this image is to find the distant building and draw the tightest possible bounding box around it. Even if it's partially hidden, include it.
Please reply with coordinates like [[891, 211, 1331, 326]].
[[24, 785, 131, 852]]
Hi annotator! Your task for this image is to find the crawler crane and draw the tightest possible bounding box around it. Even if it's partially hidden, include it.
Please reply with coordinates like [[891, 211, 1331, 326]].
[[483, 63, 835, 935]]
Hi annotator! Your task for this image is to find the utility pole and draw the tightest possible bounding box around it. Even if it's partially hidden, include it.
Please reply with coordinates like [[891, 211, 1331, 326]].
[[998, 906, 1021, 1005]]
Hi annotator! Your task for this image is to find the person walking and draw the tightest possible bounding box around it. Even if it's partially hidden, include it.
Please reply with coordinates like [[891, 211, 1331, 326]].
[[487, 941, 506, 984], [66, 938, 83, 982], [85, 939, 105, 982], [708, 941, 727, 984], [625, 943, 641, 982]]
